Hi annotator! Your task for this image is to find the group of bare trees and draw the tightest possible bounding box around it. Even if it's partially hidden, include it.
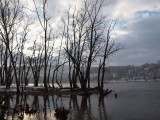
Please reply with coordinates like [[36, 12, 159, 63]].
[[0, 0, 32, 92], [0, 0, 122, 93], [62, 0, 122, 92]]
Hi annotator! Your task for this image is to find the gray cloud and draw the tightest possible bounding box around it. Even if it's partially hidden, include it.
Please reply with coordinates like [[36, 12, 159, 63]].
[[20, 0, 160, 66], [110, 15, 160, 66]]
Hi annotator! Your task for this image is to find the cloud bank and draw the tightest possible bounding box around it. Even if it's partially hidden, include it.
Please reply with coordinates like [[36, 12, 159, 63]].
[[21, 0, 160, 66]]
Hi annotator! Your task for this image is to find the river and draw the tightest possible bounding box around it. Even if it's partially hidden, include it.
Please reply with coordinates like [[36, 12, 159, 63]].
[[0, 81, 160, 120]]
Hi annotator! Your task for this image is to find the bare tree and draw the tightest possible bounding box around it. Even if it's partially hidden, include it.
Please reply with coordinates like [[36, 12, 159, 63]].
[[63, 0, 102, 90], [63, 0, 122, 92], [97, 20, 122, 93], [63, 5, 89, 90], [0, 0, 30, 92], [0, 43, 5, 85], [23, 57, 31, 89], [32, 0, 54, 91], [29, 40, 44, 87]]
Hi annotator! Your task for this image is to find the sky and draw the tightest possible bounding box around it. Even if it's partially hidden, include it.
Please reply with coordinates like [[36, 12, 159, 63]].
[[21, 0, 160, 66]]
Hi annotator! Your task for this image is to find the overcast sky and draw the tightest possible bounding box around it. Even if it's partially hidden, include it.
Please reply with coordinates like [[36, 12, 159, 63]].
[[106, 0, 160, 66], [22, 0, 160, 66]]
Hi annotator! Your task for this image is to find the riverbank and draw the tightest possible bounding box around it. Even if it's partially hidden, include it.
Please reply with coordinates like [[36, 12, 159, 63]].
[[0, 85, 109, 95]]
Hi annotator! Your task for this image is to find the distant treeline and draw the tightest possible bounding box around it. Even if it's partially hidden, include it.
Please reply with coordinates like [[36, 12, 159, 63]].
[[90, 61, 160, 81]]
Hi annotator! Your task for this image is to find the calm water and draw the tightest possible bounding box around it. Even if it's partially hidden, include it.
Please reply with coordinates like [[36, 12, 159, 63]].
[[0, 81, 160, 120]]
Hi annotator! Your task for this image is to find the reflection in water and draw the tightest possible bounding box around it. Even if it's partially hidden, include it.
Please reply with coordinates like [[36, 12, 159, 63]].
[[0, 94, 108, 120], [99, 95, 108, 120], [1, 82, 160, 120]]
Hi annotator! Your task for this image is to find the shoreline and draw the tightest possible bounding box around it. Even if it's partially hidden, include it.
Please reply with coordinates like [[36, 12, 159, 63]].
[[0, 86, 102, 95], [1, 80, 159, 95]]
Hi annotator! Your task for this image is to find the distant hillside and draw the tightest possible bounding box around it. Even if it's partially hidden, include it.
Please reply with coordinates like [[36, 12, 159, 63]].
[[12, 61, 160, 84], [90, 66, 131, 82], [90, 62, 160, 82]]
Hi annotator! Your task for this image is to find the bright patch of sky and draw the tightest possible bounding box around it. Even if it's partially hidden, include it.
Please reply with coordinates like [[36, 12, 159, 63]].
[[116, 20, 128, 26], [20, 0, 160, 66], [137, 10, 160, 16]]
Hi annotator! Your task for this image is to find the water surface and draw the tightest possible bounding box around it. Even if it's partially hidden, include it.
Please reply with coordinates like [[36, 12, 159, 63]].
[[0, 81, 160, 120]]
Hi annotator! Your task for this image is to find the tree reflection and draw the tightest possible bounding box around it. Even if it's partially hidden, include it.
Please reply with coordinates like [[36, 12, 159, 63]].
[[0, 94, 10, 120], [68, 95, 94, 120], [99, 95, 108, 120], [43, 95, 48, 120], [33, 95, 39, 109], [0, 94, 108, 120], [69, 95, 79, 112]]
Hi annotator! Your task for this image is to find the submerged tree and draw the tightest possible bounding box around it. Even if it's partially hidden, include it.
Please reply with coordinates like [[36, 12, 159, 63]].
[[0, 0, 122, 93], [63, 0, 122, 92], [97, 20, 122, 93]]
